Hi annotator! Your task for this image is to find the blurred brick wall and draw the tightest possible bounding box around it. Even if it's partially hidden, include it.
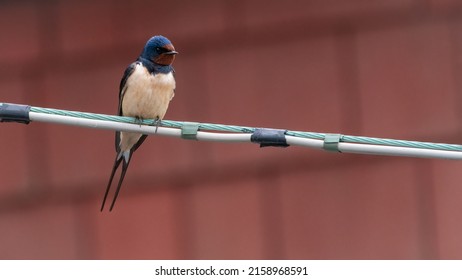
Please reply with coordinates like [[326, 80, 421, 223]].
[[1, 0, 462, 259]]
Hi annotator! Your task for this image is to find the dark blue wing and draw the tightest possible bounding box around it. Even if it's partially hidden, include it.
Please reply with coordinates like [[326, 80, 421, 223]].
[[118, 62, 137, 116]]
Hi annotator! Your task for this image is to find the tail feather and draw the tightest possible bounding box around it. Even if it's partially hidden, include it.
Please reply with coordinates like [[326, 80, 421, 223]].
[[102, 135, 147, 212], [101, 151, 130, 212], [101, 155, 123, 211], [109, 157, 132, 211]]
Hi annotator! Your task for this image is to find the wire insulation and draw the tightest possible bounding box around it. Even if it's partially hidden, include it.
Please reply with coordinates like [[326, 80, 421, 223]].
[[1, 103, 461, 160]]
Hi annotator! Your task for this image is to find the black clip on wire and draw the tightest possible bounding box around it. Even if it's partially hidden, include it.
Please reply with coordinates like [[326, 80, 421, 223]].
[[251, 128, 289, 148], [0, 103, 31, 124]]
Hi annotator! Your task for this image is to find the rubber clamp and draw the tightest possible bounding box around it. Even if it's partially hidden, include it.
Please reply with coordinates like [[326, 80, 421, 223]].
[[181, 122, 200, 140], [0, 103, 31, 124], [323, 133, 342, 152], [251, 128, 289, 148]]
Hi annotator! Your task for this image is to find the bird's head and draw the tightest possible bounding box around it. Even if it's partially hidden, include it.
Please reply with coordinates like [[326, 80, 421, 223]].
[[140, 35, 178, 66]]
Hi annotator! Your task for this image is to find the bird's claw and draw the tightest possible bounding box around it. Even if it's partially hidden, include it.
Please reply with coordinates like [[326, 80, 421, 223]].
[[134, 116, 144, 127], [153, 117, 161, 133]]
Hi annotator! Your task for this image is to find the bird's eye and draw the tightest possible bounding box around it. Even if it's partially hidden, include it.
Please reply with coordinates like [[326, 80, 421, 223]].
[[156, 47, 167, 53]]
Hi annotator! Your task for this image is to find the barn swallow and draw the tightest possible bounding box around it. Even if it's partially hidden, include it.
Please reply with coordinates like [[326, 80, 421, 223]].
[[101, 35, 178, 211]]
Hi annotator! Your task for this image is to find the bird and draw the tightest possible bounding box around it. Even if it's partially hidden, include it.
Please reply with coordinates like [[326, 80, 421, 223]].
[[101, 35, 178, 211]]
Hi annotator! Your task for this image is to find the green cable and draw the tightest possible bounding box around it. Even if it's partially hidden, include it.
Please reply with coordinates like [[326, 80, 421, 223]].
[[29, 105, 462, 152]]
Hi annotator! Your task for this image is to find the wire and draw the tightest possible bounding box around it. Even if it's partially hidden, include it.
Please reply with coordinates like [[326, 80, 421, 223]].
[[2, 102, 462, 160]]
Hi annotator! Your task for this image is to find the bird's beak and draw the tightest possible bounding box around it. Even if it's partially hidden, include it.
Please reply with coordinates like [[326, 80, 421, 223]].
[[165, 50, 178, 55]]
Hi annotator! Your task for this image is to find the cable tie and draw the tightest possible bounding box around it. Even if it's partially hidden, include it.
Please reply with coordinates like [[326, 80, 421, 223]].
[[251, 128, 289, 148], [323, 133, 342, 152], [0, 103, 31, 124], [181, 122, 200, 140]]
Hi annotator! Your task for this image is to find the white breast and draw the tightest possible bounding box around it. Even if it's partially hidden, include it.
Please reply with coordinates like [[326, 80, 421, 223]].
[[118, 63, 175, 152], [121, 63, 175, 120]]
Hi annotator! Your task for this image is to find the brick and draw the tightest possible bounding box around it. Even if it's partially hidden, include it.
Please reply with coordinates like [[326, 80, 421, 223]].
[[0, 2, 40, 64], [171, 54, 210, 122], [94, 186, 180, 259], [251, 36, 344, 132], [428, 0, 462, 11], [0, 204, 78, 259], [56, 0, 116, 54], [118, 0, 227, 43], [243, 0, 414, 28], [431, 160, 462, 259], [280, 158, 422, 259], [43, 66, 121, 113], [357, 21, 458, 139], [205, 48, 256, 127], [188, 179, 265, 259]]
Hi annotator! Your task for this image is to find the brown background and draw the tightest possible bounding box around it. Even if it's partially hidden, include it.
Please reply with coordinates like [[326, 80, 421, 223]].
[[1, 0, 462, 259]]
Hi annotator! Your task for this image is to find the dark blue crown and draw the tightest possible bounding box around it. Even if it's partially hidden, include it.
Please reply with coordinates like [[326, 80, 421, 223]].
[[146, 35, 172, 48], [140, 35, 172, 59]]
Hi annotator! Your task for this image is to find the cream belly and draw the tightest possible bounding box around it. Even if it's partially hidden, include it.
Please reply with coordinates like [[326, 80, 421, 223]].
[[119, 63, 175, 152], [122, 63, 175, 119]]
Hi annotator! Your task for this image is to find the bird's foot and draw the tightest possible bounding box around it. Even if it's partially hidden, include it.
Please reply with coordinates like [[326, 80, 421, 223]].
[[134, 116, 144, 127], [153, 117, 161, 133]]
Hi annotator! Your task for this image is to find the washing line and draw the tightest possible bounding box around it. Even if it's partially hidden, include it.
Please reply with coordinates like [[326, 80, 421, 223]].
[[1, 102, 462, 160]]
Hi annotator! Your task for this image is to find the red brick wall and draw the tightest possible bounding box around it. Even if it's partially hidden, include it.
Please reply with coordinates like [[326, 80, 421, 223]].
[[1, 0, 462, 259]]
